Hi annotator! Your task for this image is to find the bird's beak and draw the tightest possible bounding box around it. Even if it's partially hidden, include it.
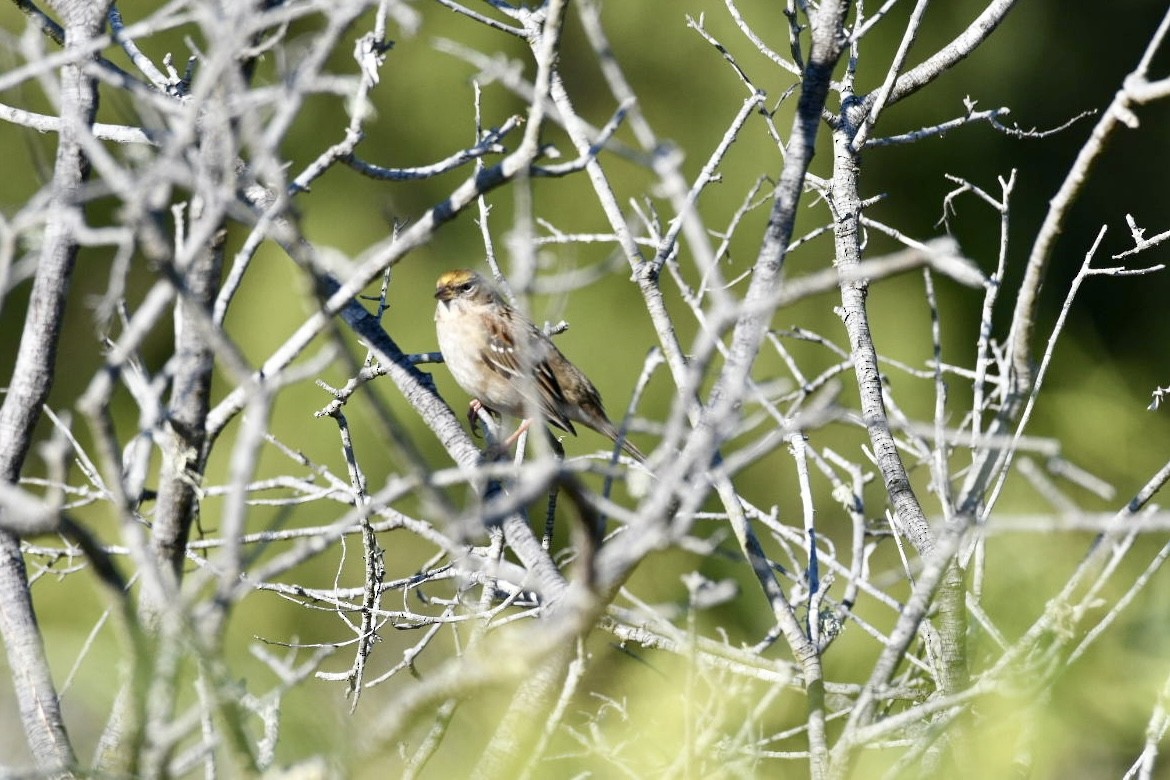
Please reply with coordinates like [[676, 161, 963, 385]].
[[434, 287, 451, 303]]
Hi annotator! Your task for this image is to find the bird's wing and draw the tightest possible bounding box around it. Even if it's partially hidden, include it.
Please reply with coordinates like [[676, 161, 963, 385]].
[[483, 310, 576, 434]]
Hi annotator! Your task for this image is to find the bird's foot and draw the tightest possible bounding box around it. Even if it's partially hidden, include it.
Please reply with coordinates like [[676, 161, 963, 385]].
[[467, 399, 502, 438]]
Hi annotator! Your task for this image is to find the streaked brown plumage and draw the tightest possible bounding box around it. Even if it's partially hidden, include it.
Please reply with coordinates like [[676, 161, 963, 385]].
[[434, 269, 644, 461]]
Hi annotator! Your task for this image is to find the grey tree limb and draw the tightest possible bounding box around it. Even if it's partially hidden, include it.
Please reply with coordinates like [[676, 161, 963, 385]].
[[0, 0, 115, 773]]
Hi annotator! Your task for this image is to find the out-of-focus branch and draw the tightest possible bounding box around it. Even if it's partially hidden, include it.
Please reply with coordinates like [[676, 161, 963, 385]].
[[596, 4, 851, 778], [148, 204, 224, 587], [11, 0, 65, 44], [0, 101, 155, 143], [0, 0, 115, 772], [1007, 7, 1170, 395], [822, 2, 1025, 769]]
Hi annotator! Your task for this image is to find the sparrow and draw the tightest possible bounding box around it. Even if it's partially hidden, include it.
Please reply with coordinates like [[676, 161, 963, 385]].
[[434, 269, 644, 461]]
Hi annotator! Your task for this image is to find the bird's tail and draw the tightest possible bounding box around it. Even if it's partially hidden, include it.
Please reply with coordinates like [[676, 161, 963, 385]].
[[598, 420, 644, 463]]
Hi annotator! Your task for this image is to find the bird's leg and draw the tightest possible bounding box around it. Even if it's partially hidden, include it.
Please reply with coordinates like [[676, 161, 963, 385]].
[[468, 399, 503, 439], [467, 398, 484, 435], [481, 417, 531, 462], [500, 418, 533, 450]]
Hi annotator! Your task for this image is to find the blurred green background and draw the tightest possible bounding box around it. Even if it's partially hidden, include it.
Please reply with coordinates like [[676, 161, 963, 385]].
[[2, 0, 1170, 775]]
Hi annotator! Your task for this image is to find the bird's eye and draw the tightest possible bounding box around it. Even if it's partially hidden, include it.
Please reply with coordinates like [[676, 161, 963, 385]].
[[459, 282, 474, 293]]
